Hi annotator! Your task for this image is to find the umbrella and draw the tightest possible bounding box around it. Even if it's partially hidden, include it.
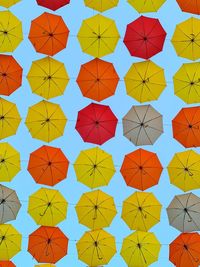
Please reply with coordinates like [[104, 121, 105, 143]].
[[123, 16, 166, 59], [74, 147, 115, 188], [75, 189, 117, 229], [0, 0, 20, 8], [28, 226, 68, 263], [0, 224, 21, 260], [76, 58, 119, 102], [0, 98, 21, 140], [167, 150, 200, 192], [25, 100, 67, 143], [0, 55, 22, 96], [84, 0, 119, 12], [0, 262, 15, 267], [172, 106, 200, 148], [123, 104, 163, 146], [127, 0, 166, 13], [0, 11, 23, 53], [77, 14, 120, 58], [121, 191, 162, 231], [0, 142, 20, 182], [75, 103, 118, 145], [28, 145, 69, 186], [29, 12, 69, 56], [124, 60, 166, 103], [35, 265, 55, 267], [27, 57, 69, 100], [169, 233, 200, 267], [36, 0, 70, 11], [28, 188, 68, 226], [121, 231, 161, 267], [0, 184, 21, 224], [76, 229, 116, 266], [176, 0, 200, 15], [171, 17, 200, 61], [167, 193, 200, 232]]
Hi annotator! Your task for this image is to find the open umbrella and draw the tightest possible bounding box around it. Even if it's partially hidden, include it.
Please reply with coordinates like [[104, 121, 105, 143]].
[[76, 58, 119, 102], [84, 0, 119, 12], [128, 0, 166, 13], [75, 103, 118, 145], [0, 0, 20, 8], [0, 262, 15, 267], [176, 0, 200, 15], [74, 147, 115, 188], [29, 12, 69, 56], [36, 0, 70, 10], [77, 14, 120, 58]]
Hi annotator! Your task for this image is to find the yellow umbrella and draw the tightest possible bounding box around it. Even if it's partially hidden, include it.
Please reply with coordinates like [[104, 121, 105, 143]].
[[122, 191, 162, 231], [77, 14, 120, 58], [75, 189, 117, 229], [127, 0, 166, 13], [27, 57, 70, 100], [84, 0, 119, 12], [171, 17, 200, 61], [168, 150, 200, 192], [0, 142, 20, 182], [25, 100, 67, 142], [124, 60, 166, 103], [121, 231, 161, 267], [0, 98, 21, 140], [0, 224, 22, 260], [0, 11, 23, 52], [0, 0, 20, 8], [28, 187, 68, 226], [74, 147, 115, 189], [76, 229, 116, 266]]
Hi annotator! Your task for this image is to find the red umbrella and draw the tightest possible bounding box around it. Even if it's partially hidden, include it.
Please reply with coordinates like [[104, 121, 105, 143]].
[[36, 0, 70, 11], [75, 103, 118, 145], [123, 16, 166, 59]]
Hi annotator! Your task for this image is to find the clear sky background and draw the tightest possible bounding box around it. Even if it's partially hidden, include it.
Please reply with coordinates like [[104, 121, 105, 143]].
[[1, 0, 199, 266]]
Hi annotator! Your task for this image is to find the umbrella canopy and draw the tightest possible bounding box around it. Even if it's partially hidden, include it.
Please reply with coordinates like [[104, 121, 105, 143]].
[[28, 145, 69, 186], [25, 100, 67, 143], [172, 106, 200, 148], [123, 104, 163, 146], [0, 224, 21, 260], [123, 16, 166, 59], [75, 103, 118, 145], [0, 55, 22, 96], [122, 191, 162, 231], [121, 231, 161, 267], [167, 193, 200, 232], [176, 0, 200, 15], [74, 147, 115, 188], [76, 229, 116, 266], [28, 226, 68, 263], [76, 58, 119, 102], [29, 12, 69, 56], [28, 188, 68, 226], [77, 14, 120, 58], [128, 0, 166, 13], [84, 0, 119, 12], [36, 0, 70, 10], [27, 57, 69, 100], [168, 150, 200, 192], [75, 189, 117, 229], [171, 17, 200, 61], [0, 0, 20, 8], [0, 262, 15, 267]]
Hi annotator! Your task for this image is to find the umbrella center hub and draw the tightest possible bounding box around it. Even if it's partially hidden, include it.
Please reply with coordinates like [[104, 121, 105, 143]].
[[47, 75, 52, 80], [47, 202, 51, 207], [138, 206, 142, 211], [140, 122, 144, 127], [94, 205, 98, 210], [184, 208, 188, 212], [47, 238, 51, 244], [190, 81, 195, 85], [0, 199, 5, 204], [191, 38, 195, 42], [49, 33, 54, 37], [1, 236, 5, 241], [184, 244, 188, 250], [46, 118, 50, 122], [0, 158, 5, 163], [0, 116, 5, 120], [94, 164, 97, 168], [97, 35, 101, 39], [3, 31, 8, 35], [96, 78, 100, 82], [139, 166, 143, 170], [94, 241, 98, 247], [1, 73, 7, 77], [95, 121, 99, 125], [137, 243, 141, 249], [143, 36, 148, 41], [188, 124, 193, 129], [48, 161, 52, 166], [184, 167, 189, 172]]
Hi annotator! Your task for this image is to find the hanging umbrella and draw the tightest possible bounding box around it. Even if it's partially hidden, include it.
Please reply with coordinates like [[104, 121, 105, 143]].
[[84, 0, 119, 12], [167, 193, 200, 232], [75, 189, 117, 229], [28, 226, 68, 263], [28, 145, 69, 186], [172, 106, 200, 148], [121, 191, 162, 231], [76, 229, 116, 266], [0, 224, 21, 260], [0, 0, 20, 8], [123, 16, 166, 59], [167, 150, 200, 192], [36, 0, 70, 11], [0, 262, 15, 267], [75, 103, 118, 145], [171, 17, 200, 61], [74, 147, 115, 188], [176, 0, 200, 15], [123, 104, 163, 146], [76, 58, 119, 102], [124, 60, 166, 103], [127, 0, 166, 13], [29, 12, 69, 56], [77, 14, 120, 58], [25, 100, 67, 143], [121, 231, 161, 267], [27, 57, 69, 100]]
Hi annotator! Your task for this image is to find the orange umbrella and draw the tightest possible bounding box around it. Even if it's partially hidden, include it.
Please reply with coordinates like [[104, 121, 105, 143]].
[[0, 55, 22, 96], [120, 148, 163, 191], [0, 262, 15, 267], [176, 0, 200, 15], [27, 145, 69, 186], [76, 58, 119, 102], [28, 12, 69, 56]]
